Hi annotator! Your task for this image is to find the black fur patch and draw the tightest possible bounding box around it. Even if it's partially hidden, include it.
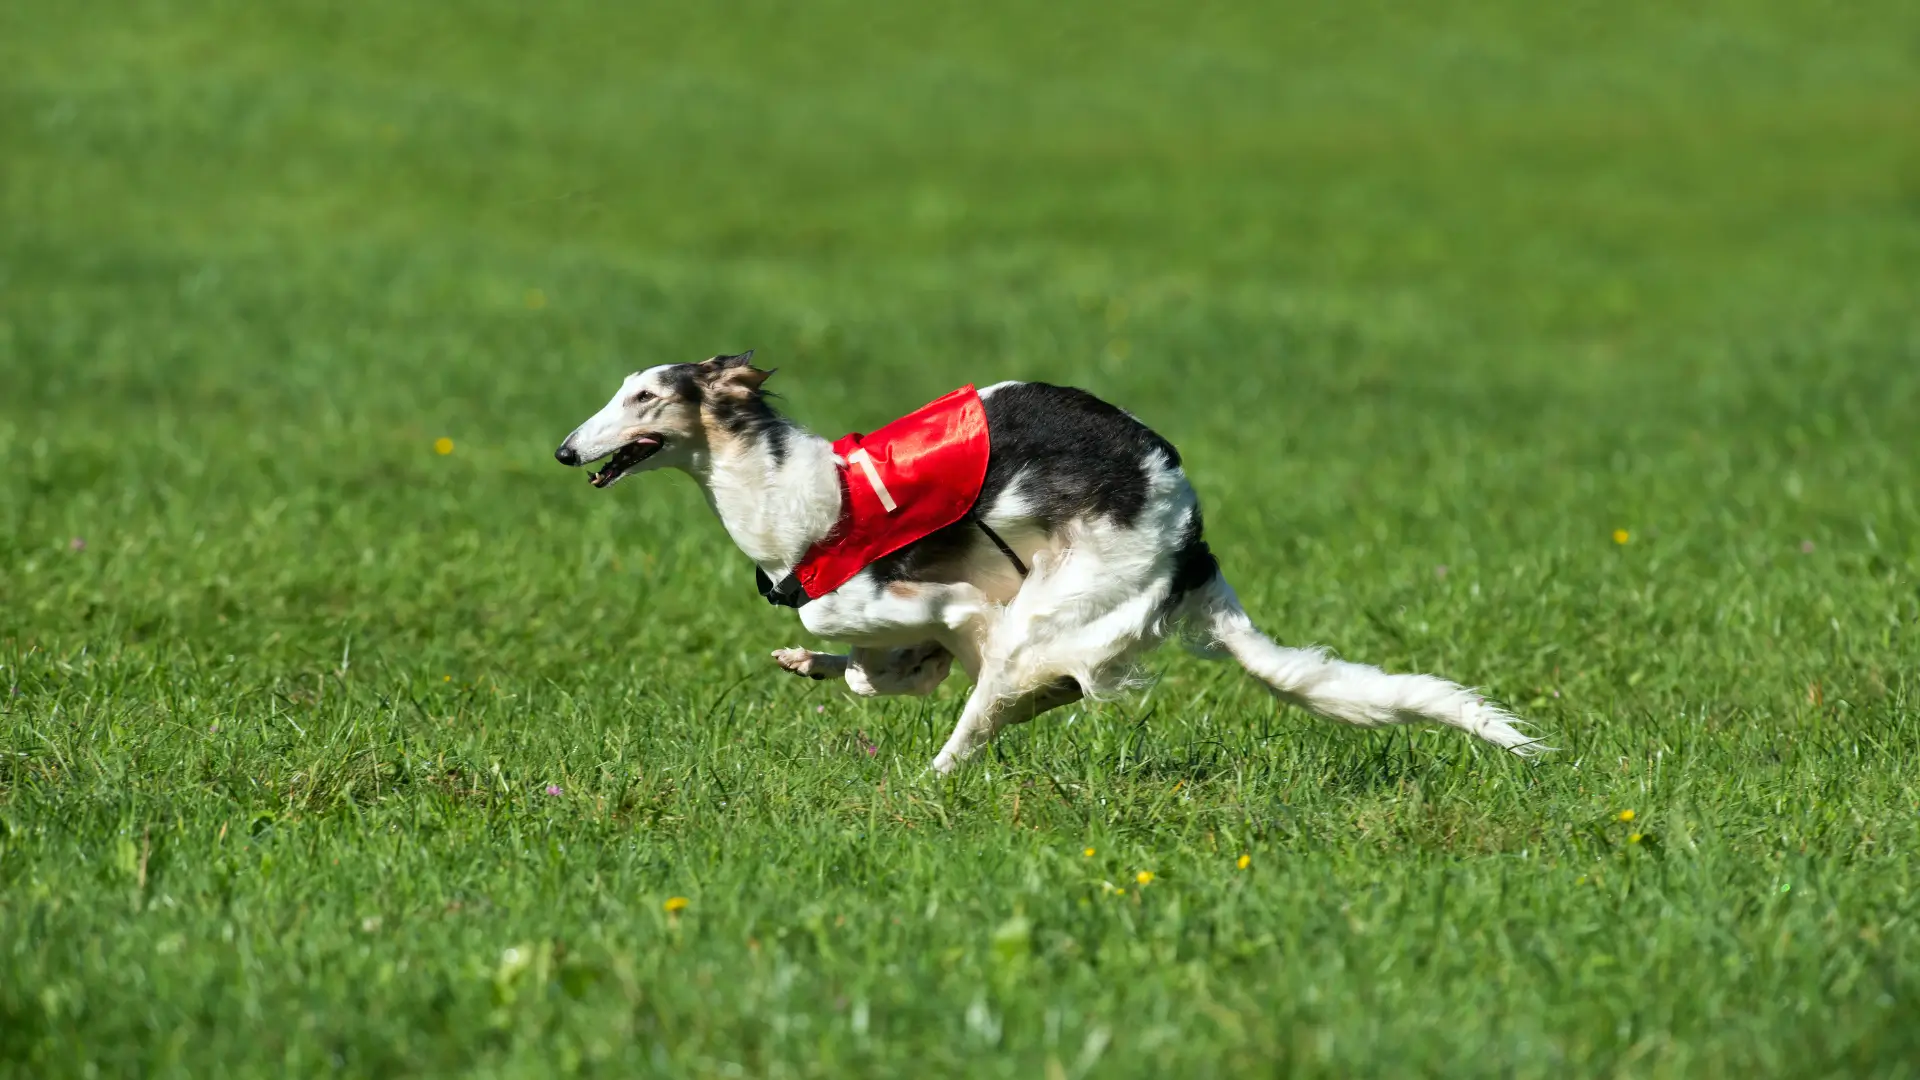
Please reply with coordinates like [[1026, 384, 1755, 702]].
[[975, 382, 1179, 530], [663, 364, 705, 404], [864, 517, 978, 585], [1168, 507, 1219, 601], [713, 393, 792, 465]]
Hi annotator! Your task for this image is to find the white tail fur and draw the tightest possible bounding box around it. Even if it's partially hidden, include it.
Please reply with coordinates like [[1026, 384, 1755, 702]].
[[1193, 576, 1546, 757]]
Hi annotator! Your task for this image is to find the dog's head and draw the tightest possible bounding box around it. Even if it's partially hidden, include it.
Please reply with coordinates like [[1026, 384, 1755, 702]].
[[553, 352, 774, 487]]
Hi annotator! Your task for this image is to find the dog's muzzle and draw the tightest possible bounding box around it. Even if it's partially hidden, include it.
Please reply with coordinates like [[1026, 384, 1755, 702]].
[[556, 436, 666, 488]]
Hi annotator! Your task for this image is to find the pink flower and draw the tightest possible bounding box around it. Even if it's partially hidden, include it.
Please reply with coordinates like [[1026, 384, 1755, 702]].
[[68, 537, 86, 551], [544, 784, 562, 797], [1800, 540, 1815, 554], [1433, 564, 1448, 578]]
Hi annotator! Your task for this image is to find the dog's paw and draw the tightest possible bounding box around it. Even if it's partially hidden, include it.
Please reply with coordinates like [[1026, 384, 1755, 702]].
[[772, 647, 835, 681], [771, 647, 817, 677]]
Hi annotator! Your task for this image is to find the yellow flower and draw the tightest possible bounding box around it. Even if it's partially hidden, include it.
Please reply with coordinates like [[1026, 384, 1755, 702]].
[[1628, 833, 1643, 844], [1616, 809, 1635, 822], [1114, 888, 1125, 897], [434, 437, 454, 455], [443, 674, 452, 682], [1237, 854, 1251, 870], [1612, 529, 1630, 545], [663, 896, 689, 914], [1083, 847, 1095, 858], [1135, 870, 1155, 886]]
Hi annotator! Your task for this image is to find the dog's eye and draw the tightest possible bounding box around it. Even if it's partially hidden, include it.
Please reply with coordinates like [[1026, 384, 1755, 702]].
[[631, 390, 656, 405]]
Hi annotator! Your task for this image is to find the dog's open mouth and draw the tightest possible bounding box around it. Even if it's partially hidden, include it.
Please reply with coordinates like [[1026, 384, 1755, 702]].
[[587, 437, 664, 488]]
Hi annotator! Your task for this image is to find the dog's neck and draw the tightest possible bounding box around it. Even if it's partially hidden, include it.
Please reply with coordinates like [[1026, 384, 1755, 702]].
[[682, 408, 842, 573]]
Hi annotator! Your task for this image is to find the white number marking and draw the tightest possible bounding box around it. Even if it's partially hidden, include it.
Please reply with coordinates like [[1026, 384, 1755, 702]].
[[846, 448, 898, 512]]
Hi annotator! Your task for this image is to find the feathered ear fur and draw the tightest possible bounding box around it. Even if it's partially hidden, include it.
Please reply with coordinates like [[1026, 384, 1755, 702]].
[[699, 351, 775, 392]]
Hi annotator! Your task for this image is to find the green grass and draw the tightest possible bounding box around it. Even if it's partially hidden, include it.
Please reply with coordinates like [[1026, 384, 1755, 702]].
[[4, 1, 1920, 1075]]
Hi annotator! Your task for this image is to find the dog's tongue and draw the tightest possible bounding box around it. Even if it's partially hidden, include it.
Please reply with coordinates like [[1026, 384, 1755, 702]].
[[587, 437, 661, 488]]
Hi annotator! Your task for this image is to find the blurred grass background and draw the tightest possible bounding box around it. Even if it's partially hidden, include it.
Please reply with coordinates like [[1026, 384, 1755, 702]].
[[3, 1, 1919, 1076]]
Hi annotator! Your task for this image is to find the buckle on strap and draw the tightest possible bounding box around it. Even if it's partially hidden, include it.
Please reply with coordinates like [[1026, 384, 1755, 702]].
[[755, 567, 811, 608]]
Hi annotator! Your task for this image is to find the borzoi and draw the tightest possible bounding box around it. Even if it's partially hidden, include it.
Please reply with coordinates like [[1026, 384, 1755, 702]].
[[555, 352, 1540, 773]]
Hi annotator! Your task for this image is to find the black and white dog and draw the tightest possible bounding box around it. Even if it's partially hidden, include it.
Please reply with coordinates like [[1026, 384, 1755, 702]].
[[556, 353, 1540, 773]]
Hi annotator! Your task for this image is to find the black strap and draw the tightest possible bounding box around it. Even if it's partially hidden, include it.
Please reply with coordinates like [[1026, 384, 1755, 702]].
[[756, 567, 811, 608], [972, 515, 1029, 577]]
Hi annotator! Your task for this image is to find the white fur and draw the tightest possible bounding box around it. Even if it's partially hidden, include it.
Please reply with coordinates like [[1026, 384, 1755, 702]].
[[563, 368, 1542, 773], [1185, 578, 1542, 755], [981, 451, 1194, 700], [701, 431, 841, 569], [562, 371, 657, 462]]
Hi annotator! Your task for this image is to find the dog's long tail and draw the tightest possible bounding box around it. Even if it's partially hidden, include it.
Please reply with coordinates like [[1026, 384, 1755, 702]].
[[1188, 575, 1546, 756]]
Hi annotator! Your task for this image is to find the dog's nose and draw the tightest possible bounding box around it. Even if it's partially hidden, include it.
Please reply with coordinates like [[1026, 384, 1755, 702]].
[[554, 444, 581, 466]]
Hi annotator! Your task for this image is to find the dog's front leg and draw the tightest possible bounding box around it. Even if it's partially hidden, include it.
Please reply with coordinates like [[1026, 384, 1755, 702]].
[[771, 643, 953, 696], [796, 575, 991, 649], [771, 648, 850, 682]]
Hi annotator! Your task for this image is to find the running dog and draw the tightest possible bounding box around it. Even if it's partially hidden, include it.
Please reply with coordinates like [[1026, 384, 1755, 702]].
[[555, 352, 1541, 773]]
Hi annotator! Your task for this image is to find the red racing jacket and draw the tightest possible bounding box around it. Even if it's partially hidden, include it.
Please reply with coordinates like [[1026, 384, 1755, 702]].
[[757, 385, 1003, 607]]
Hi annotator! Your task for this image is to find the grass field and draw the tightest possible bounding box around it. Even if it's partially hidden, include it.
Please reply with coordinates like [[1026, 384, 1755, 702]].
[[5, 1, 1920, 1075]]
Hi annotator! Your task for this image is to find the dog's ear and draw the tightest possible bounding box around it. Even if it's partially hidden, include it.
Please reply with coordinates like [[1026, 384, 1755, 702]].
[[699, 351, 774, 392], [704, 350, 754, 371]]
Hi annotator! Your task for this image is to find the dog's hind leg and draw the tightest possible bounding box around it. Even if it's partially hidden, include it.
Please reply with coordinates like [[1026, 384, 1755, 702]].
[[930, 673, 1013, 774], [929, 672, 1082, 774]]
